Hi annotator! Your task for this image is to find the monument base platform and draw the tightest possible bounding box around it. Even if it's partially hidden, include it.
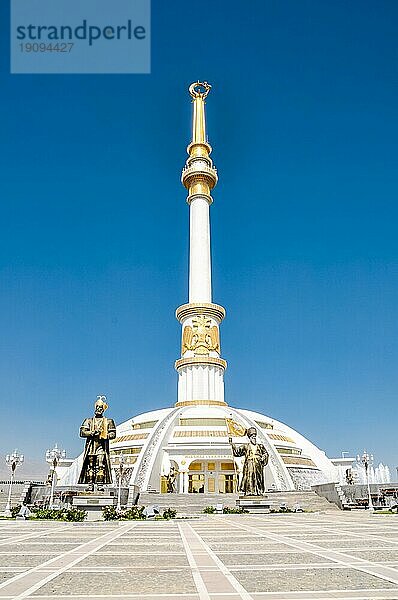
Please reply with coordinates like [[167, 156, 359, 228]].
[[73, 493, 116, 521], [236, 496, 275, 513]]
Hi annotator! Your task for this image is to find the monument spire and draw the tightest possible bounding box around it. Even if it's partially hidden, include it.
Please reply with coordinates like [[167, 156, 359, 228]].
[[182, 81, 218, 303], [190, 81, 209, 144], [175, 82, 227, 408]]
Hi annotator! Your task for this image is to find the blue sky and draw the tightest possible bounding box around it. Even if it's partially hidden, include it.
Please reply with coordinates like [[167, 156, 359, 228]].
[[0, 0, 397, 472]]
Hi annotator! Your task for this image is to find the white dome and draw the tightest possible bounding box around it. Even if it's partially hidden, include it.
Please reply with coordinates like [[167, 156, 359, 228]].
[[103, 402, 337, 492]]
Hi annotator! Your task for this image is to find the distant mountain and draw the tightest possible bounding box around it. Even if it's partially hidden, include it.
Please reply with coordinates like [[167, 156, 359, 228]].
[[0, 458, 48, 482]]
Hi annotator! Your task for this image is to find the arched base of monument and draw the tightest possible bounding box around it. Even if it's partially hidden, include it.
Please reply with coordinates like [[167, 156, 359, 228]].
[[236, 495, 276, 514], [27, 484, 132, 521]]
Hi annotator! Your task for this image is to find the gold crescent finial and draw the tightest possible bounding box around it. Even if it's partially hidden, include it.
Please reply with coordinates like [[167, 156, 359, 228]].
[[189, 81, 211, 100]]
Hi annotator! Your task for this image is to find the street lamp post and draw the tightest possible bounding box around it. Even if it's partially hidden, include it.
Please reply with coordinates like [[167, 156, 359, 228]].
[[114, 455, 127, 512], [357, 450, 374, 512], [4, 450, 24, 517], [45, 444, 66, 509]]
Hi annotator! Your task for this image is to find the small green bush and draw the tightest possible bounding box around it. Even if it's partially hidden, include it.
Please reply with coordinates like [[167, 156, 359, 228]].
[[203, 506, 216, 514], [103, 505, 146, 521], [162, 507, 177, 520], [33, 507, 86, 522], [103, 506, 120, 521], [10, 505, 22, 518], [223, 506, 249, 514], [34, 508, 61, 520], [124, 506, 146, 520], [61, 508, 86, 522]]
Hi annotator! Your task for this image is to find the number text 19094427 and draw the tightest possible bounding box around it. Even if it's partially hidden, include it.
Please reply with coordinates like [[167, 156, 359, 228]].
[[19, 43, 74, 53]]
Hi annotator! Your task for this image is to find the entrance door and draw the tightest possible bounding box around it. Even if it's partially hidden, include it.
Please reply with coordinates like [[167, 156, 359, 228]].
[[188, 474, 205, 493], [219, 473, 236, 493], [225, 474, 234, 493]]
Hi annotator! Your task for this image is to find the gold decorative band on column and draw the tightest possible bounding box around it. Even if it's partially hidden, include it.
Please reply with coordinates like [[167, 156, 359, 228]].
[[181, 164, 218, 192], [186, 142, 213, 158], [176, 302, 226, 323], [174, 399, 227, 408], [175, 356, 227, 370]]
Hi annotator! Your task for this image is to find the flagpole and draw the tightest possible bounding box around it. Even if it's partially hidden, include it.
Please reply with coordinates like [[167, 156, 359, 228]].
[[226, 415, 239, 495]]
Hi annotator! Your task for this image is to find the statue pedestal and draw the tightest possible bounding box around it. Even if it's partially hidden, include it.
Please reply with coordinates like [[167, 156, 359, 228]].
[[73, 493, 116, 521], [236, 496, 275, 514]]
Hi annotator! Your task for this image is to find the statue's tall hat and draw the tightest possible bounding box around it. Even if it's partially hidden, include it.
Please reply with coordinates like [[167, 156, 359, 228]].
[[95, 395, 108, 411]]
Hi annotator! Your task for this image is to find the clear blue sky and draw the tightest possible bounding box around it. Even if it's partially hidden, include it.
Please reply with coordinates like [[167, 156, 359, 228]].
[[1, 1, 397, 471]]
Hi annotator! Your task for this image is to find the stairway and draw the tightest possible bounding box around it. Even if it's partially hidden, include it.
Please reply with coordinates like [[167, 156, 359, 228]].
[[266, 490, 340, 512], [0, 483, 27, 513], [138, 490, 340, 515]]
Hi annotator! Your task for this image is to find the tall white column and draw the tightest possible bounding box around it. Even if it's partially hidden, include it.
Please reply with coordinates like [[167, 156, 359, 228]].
[[175, 82, 226, 409], [189, 196, 212, 303]]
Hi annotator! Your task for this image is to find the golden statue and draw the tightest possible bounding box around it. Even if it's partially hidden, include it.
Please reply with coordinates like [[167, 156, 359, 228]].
[[182, 315, 220, 355], [78, 396, 116, 492], [229, 427, 269, 496]]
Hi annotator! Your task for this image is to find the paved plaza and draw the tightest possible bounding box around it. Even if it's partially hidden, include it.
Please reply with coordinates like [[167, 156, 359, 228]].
[[0, 512, 397, 600]]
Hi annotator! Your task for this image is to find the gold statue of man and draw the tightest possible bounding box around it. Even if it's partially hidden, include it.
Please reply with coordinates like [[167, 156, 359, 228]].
[[229, 427, 269, 496], [78, 396, 116, 491]]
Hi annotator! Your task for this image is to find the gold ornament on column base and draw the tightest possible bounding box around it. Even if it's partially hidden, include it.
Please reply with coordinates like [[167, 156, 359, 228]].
[[182, 315, 220, 355]]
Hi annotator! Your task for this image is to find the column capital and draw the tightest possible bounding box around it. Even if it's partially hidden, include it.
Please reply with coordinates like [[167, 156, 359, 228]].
[[176, 302, 226, 323]]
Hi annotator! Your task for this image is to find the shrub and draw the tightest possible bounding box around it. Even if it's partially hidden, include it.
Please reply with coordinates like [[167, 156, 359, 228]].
[[33, 507, 86, 522], [203, 506, 216, 514], [10, 505, 22, 518], [123, 506, 146, 520], [223, 506, 248, 514], [162, 508, 177, 520], [103, 505, 146, 521], [102, 506, 119, 521], [34, 508, 62, 520], [61, 508, 86, 522]]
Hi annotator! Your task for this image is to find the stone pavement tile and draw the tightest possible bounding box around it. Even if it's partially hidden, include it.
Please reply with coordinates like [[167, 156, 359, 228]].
[[328, 591, 398, 599], [29, 539, 94, 545], [31, 570, 197, 595], [0, 573, 20, 583], [108, 543, 183, 553], [209, 542, 294, 552], [312, 540, 398, 549], [0, 555, 58, 567], [200, 534, 258, 540], [79, 553, 189, 567], [34, 593, 201, 600], [242, 592, 393, 599], [208, 596, 248, 600], [0, 542, 80, 554], [347, 550, 398, 562], [121, 536, 183, 543], [40, 536, 99, 542], [232, 567, 398, 593], [217, 552, 334, 565], [278, 533, 335, 539]]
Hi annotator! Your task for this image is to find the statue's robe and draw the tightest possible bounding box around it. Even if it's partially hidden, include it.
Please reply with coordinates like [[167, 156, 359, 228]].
[[232, 442, 269, 496], [78, 417, 116, 485]]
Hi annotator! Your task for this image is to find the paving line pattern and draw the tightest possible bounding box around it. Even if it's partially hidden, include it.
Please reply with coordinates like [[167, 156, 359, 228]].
[[0, 523, 137, 599], [216, 515, 398, 594], [179, 522, 254, 600], [0, 513, 398, 599], [0, 525, 72, 547]]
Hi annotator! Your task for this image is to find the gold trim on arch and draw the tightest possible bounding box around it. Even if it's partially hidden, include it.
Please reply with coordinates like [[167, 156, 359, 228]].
[[174, 399, 227, 408]]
